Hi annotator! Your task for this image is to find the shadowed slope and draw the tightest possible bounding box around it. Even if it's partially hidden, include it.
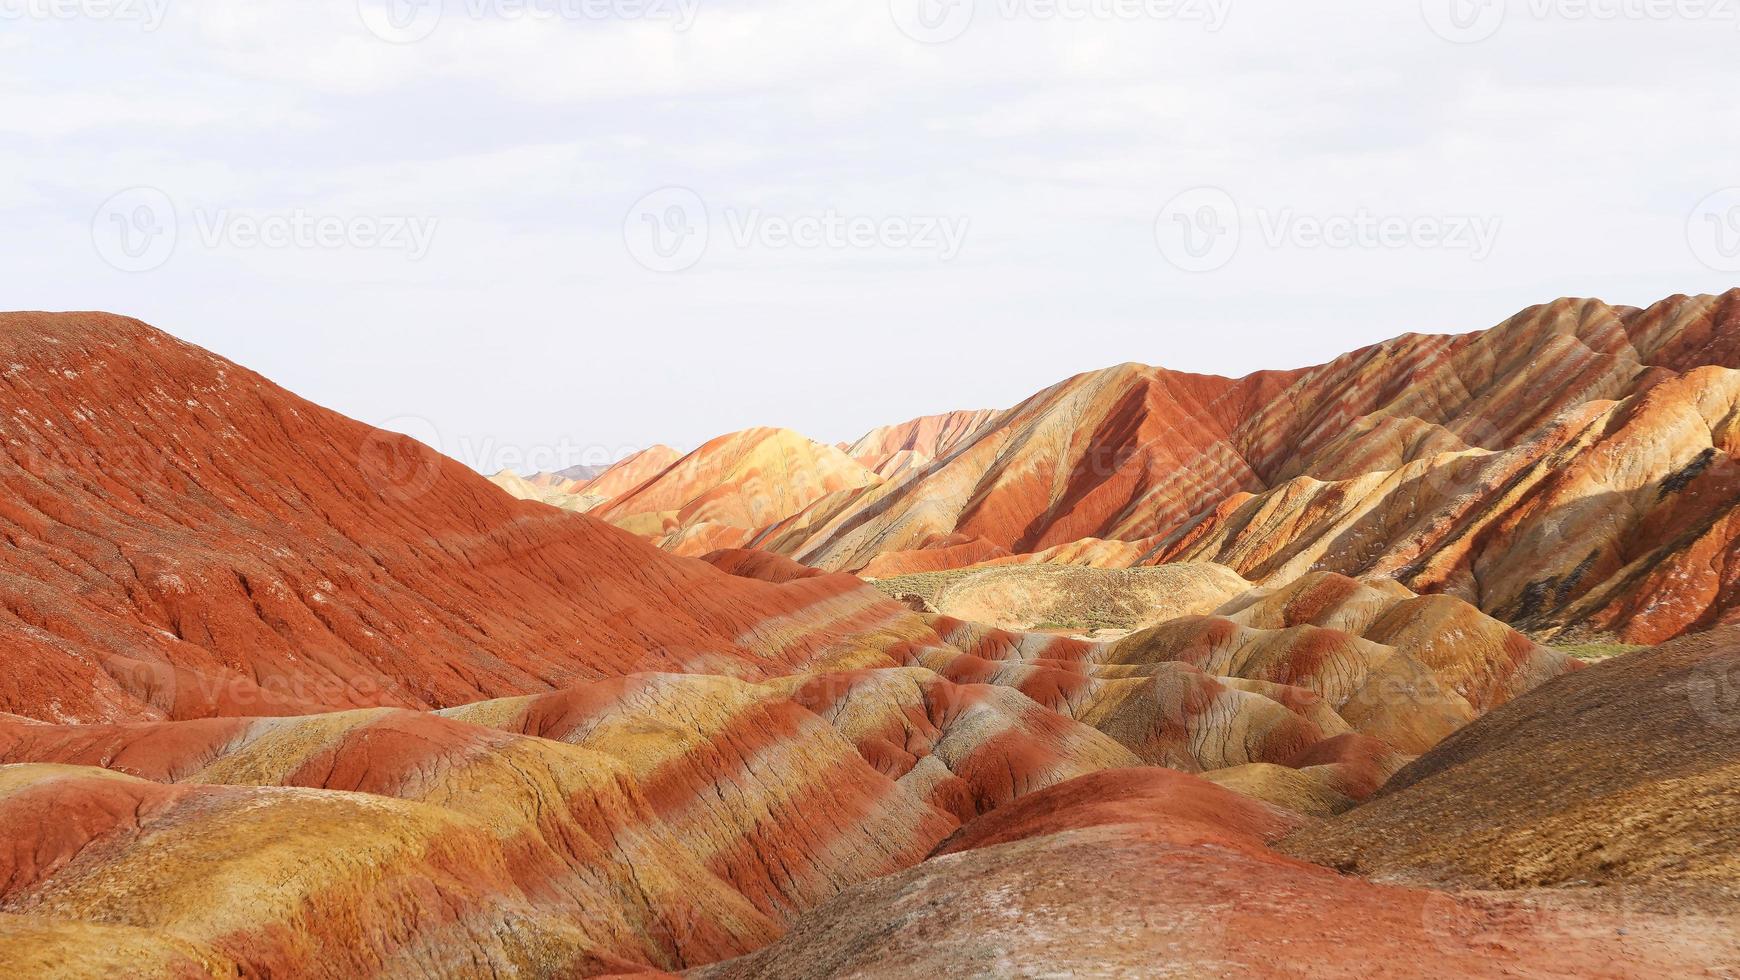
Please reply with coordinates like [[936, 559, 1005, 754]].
[[1283, 627, 1740, 895], [1154, 361, 1740, 643]]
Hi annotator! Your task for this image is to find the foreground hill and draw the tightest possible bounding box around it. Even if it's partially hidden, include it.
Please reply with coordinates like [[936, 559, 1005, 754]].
[[698, 813, 1738, 978], [505, 292, 1740, 644], [0, 597, 1583, 976]]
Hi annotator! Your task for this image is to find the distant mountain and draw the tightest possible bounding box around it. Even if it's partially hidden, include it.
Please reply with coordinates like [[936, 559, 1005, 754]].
[[498, 292, 1740, 644], [594, 428, 881, 556], [553, 461, 609, 482], [842, 408, 998, 466]]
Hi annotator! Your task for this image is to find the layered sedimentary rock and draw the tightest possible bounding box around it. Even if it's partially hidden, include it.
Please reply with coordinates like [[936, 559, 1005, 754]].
[[595, 428, 881, 557], [0, 692, 968, 972], [840, 408, 997, 479], [1145, 359, 1740, 643], [488, 450, 683, 515], [0, 595, 1571, 977], [0, 713, 783, 975], [517, 291, 1740, 643], [906, 573, 1577, 772], [0, 605, 1533, 978], [570, 445, 681, 500]]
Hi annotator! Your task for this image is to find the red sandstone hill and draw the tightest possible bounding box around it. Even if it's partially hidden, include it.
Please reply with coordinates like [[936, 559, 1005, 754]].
[[500, 291, 1740, 644], [0, 312, 945, 723]]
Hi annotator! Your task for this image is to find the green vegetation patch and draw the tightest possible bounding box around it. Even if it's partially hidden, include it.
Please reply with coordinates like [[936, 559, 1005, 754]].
[[1552, 642, 1650, 664], [869, 569, 978, 606]]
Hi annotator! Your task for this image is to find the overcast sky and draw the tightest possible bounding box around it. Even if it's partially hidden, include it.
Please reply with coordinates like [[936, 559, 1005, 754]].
[[5, 0, 1739, 474]]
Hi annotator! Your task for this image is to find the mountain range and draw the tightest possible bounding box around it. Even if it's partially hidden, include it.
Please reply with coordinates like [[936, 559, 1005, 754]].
[[499, 291, 1740, 645], [1, 301, 1737, 976]]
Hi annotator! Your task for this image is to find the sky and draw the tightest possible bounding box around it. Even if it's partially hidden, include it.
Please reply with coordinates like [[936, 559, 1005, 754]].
[[4, 0, 1739, 475]]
